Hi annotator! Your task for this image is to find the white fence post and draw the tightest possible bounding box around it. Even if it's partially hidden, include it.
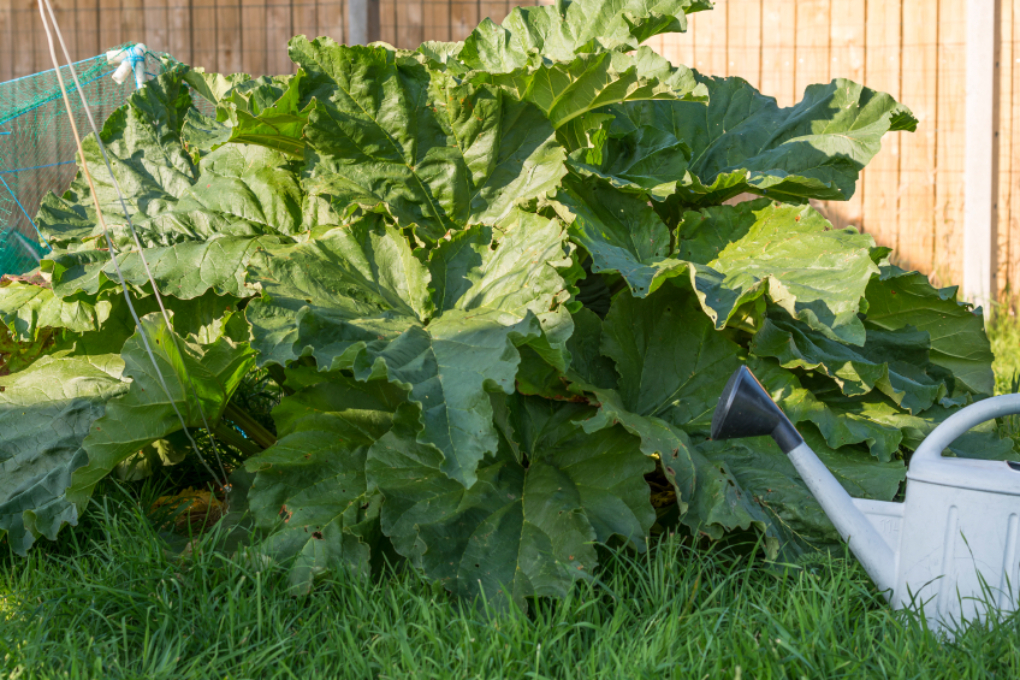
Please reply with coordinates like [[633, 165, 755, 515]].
[[347, 0, 379, 46], [963, 0, 1000, 308]]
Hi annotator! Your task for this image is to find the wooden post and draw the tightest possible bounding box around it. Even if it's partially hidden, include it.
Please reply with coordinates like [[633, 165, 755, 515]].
[[349, 0, 380, 45], [963, 0, 1000, 306]]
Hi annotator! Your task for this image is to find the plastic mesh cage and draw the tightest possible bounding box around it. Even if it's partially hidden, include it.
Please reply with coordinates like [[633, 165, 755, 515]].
[[0, 45, 182, 276]]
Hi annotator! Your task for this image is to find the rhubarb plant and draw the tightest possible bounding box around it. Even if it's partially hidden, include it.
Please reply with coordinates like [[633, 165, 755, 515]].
[[1, 0, 1013, 608]]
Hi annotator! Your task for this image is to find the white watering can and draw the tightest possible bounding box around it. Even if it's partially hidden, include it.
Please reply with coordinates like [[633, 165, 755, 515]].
[[712, 366, 1020, 631]]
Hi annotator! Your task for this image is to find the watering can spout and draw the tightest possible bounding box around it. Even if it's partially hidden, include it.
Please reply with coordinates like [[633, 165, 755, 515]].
[[712, 367, 899, 596]]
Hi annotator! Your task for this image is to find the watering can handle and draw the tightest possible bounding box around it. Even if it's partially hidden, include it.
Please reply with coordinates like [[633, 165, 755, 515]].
[[911, 393, 1020, 465]]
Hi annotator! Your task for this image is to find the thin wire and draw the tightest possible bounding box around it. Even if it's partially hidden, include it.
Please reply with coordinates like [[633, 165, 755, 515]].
[[42, 0, 233, 492], [37, 0, 230, 492]]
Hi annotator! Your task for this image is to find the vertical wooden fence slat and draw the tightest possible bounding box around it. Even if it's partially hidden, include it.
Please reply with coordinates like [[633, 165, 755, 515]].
[[996, 0, 1013, 300], [0, 0, 12, 83], [450, 0, 476, 41], [27, 0, 45, 76], [215, 0, 242, 73], [1010, 0, 1020, 301], [40, 0, 61, 207], [794, 0, 829, 96], [49, 0, 79, 211], [862, 0, 902, 254], [962, 0, 997, 303], [760, 0, 795, 105], [396, 0, 422, 48], [898, 0, 940, 275], [825, 0, 865, 230], [77, 0, 100, 61], [97, 0, 120, 56], [293, 0, 317, 41], [120, 0, 144, 58], [829, 0, 864, 84], [379, 0, 395, 44], [794, 0, 830, 231], [726, 0, 760, 88], [423, 0, 447, 41], [167, 0, 192, 65], [192, 0, 217, 71], [935, 0, 967, 286], [242, 0, 267, 75], [477, 1, 509, 26], [266, 0, 292, 74], [52, 0, 79, 61], [318, 0, 345, 45], [694, 4, 726, 76], [143, 0, 168, 54]]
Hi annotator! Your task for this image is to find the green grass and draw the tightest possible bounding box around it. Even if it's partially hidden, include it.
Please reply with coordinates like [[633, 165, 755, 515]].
[[1, 489, 1018, 680], [1, 315, 1018, 679], [990, 309, 1020, 394]]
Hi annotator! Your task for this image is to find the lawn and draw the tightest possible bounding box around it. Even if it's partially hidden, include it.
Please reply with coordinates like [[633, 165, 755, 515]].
[[1, 313, 1018, 680]]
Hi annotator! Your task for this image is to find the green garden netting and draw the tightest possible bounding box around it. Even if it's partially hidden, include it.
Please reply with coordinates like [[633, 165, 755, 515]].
[[0, 45, 181, 276]]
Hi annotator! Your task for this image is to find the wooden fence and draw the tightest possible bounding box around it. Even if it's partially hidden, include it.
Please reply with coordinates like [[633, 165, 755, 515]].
[[648, 0, 1020, 303], [1, 0, 1018, 299], [0, 1, 527, 79]]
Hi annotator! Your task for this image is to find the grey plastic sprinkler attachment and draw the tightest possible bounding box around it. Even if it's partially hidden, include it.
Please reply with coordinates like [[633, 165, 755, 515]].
[[712, 365, 1020, 633], [711, 366, 804, 453]]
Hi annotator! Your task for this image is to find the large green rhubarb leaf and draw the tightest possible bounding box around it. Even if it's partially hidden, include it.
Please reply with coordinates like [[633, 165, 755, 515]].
[[37, 70, 322, 250], [863, 266, 994, 398], [553, 192, 879, 347], [567, 121, 690, 199], [457, 0, 711, 72], [243, 371, 404, 591], [0, 280, 111, 341], [271, 365, 408, 439], [593, 285, 775, 539], [748, 357, 903, 461], [245, 431, 382, 592], [471, 49, 702, 131], [290, 38, 566, 244], [808, 384, 1015, 462], [601, 285, 741, 435], [677, 200, 879, 345], [36, 71, 197, 249], [696, 430, 905, 548], [0, 355, 127, 554], [751, 312, 948, 414], [588, 283, 904, 545], [246, 213, 573, 488], [611, 75, 916, 206], [47, 235, 278, 300], [64, 313, 257, 509], [368, 395, 653, 609], [552, 176, 673, 298], [120, 144, 321, 247], [203, 72, 310, 157], [514, 307, 618, 400]]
